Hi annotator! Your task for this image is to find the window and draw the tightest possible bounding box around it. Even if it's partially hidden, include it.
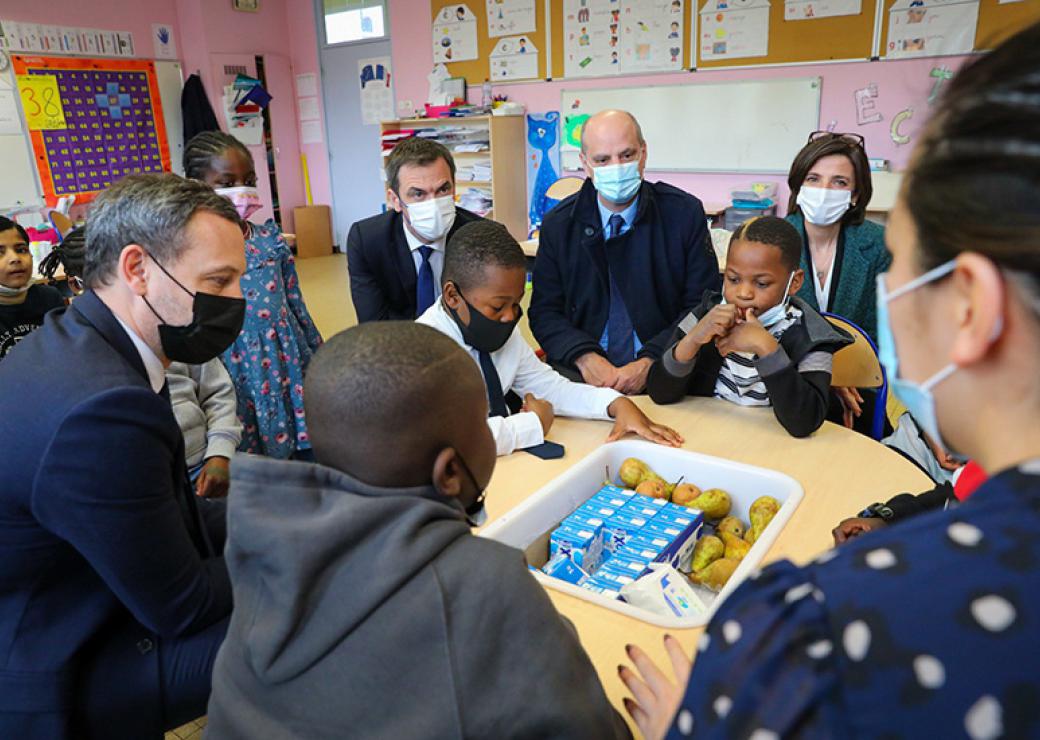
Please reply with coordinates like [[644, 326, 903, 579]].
[[322, 0, 387, 45]]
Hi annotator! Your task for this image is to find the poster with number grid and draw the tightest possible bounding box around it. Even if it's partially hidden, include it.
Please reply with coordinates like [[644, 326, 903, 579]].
[[12, 55, 170, 204]]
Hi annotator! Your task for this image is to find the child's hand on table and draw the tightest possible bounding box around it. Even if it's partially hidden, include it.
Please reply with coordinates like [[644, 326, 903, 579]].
[[196, 456, 230, 498], [674, 304, 738, 362], [606, 397, 684, 447], [521, 393, 554, 436], [618, 635, 692, 740], [715, 308, 778, 358], [833, 516, 887, 545]]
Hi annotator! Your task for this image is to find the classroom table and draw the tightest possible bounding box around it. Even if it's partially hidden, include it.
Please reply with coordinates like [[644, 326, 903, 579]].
[[482, 395, 931, 734]]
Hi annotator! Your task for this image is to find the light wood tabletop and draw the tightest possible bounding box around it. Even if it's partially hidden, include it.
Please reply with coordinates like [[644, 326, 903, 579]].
[[482, 395, 931, 734]]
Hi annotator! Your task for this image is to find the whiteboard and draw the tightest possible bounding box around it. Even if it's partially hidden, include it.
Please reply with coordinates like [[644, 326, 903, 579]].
[[0, 59, 185, 213], [561, 77, 822, 174]]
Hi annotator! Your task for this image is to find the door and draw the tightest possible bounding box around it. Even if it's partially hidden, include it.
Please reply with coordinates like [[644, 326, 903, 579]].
[[315, 10, 393, 245]]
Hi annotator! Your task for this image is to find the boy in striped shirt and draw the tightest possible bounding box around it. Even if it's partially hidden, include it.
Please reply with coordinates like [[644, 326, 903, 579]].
[[646, 216, 852, 437]]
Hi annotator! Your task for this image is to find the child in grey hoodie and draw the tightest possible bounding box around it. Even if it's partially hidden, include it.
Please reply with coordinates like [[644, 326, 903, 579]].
[[205, 321, 631, 739]]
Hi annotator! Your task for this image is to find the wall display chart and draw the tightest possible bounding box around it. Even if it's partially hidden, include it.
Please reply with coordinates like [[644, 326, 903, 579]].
[[12, 56, 170, 204], [563, 0, 686, 77]]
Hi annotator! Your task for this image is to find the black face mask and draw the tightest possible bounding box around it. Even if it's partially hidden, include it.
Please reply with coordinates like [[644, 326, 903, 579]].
[[447, 287, 522, 354], [142, 253, 245, 365]]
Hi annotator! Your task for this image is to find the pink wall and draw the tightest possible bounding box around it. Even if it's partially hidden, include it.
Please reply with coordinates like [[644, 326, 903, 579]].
[[175, 0, 334, 218], [2, 0, 181, 57], [389, 0, 969, 212], [2, 0, 333, 219]]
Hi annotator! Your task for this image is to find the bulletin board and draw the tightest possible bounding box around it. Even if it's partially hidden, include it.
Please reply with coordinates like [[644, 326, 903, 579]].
[[550, 0, 695, 78], [12, 55, 171, 205], [881, 0, 1040, 59], [695, 0, 880, 69], [432, 0, 549, 85]]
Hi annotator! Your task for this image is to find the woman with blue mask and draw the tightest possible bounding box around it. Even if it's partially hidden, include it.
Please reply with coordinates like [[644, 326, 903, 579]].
[[618, 20, 1040, 739]]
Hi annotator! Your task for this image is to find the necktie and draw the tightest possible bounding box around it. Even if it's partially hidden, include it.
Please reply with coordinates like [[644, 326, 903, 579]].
[[478, 350, 509, 418], [416, 246, 435, 317], [605, 214, 635, 366]]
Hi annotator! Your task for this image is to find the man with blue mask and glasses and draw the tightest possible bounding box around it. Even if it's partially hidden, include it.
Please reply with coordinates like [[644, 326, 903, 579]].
[[530, 109, 721, 395]]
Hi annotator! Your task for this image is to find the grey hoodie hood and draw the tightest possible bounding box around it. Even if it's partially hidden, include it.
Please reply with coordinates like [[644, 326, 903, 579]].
[[224, 454, 471, 683]]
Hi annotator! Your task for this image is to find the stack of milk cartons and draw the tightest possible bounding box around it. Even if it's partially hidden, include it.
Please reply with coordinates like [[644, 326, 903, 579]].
[[542, 485, 703, 601]]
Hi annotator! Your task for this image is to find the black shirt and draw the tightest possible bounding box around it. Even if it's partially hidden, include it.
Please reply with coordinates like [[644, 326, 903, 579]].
[[0, 284, 64, 361]]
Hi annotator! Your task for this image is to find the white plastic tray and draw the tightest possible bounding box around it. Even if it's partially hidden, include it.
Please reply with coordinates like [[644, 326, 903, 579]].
[[480, 440, 804, 628]]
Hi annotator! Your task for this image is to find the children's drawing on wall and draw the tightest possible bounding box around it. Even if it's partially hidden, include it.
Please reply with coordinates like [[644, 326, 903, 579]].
[[486, 0, 537, 37], [432, 4, 479, 63], [854, 84, 883, 125], [489, 36, 539, 80], [358, 57, 394, 125], [152, 24, 176, 60], [526, 112, 561, 234], [784, 0, 861, 20], [699, 0, 770, 62], [886, 0, 979, 58], [890, 107, 914, 145], [621, 0, 686, 73], [564, 0, 684, 77]]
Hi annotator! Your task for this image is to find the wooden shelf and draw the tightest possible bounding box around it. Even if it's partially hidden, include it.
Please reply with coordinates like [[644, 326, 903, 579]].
[[380, 115, 528, 241]]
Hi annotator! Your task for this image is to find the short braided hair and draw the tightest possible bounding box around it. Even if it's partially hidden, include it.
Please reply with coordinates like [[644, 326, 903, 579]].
[[183, 131, 252, 181]]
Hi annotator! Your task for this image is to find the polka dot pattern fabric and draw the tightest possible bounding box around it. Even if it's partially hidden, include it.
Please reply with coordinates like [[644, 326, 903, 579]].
[[667, 462, 1040, 738]]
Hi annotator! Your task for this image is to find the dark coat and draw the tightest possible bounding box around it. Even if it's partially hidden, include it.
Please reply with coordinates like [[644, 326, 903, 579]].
[[346, 207, 483, 322], [206, 456, 631, 739], [530, 178, 720, 370], [786, 212, 891, 341], [0, 291, 231, 738]]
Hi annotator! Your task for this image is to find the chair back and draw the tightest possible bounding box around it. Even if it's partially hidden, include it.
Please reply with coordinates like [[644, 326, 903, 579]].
[[545, 176, 584, 201], [825, 313, 888, 440]]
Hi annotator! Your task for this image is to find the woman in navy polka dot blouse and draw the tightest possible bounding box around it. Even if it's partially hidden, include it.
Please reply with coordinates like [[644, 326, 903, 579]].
[[620, 21, 1040, 740]]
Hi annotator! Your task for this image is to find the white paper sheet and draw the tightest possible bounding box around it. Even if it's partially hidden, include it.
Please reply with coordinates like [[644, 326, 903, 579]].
[[300, 119, 324, 144], [489, 35, 540, 80], [152, 23, 177, 60], [116, 31, 134, 57], [358, 56, 395, 125], [886, 0, 979, 58], [0, 89, 22, 136], [699, 0, 771, 61], [296, 73, 318, 98], [432, 4, 479, 63], [620, 0, 686, 73], [785, 0, 861, 20], [298, 96, 320, 122], [486, 0, 537, 36], [564, 0, 685, 78]]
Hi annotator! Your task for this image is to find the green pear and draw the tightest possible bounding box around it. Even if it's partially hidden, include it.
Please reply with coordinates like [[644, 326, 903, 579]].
[[691, 557, 740, 591], [685, 488, 732, 520], [746, 496, 780, 544], [690, 535, 724, 572], [716, 516, 746, 540]]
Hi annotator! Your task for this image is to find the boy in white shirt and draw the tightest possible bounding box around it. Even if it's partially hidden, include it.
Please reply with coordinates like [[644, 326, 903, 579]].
[[417, 220, 682, 455]]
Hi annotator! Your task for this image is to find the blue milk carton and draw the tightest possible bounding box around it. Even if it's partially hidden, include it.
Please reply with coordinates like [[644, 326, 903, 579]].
[[582, 576, 623, 599], [605, 551, 654, 580], [587, 484, 635, 510], [603, 511, 653, 553], [541, 552, 590, 585], [646, 511, 704, 572], [620, 499, 668, 521], [549, 522, 607, 573]]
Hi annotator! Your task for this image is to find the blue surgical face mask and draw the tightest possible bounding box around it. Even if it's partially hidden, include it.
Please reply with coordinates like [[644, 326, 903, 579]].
[[756, 271, 797, 328], [721, 271, 795, 328], [592, 161, 642, 205], [876, 260, 999, 456]]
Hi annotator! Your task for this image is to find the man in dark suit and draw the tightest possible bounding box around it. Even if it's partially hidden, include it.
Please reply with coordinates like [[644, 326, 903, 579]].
[[347, 137, 482, 322], [530, 110, 721, 394], [0, 175, 246, 738]]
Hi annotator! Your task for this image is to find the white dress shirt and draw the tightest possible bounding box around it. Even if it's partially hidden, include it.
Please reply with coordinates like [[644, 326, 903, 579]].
[[114, 315, 166, 394], [417, 300, 622, 456], [402, 221, 446, 302]]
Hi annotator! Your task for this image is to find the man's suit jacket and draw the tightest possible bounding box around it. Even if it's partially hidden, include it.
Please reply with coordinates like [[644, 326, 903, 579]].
[[0, 291, 231, 738], [346, 207, 483, 322], [530, 178, 721, 370]]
